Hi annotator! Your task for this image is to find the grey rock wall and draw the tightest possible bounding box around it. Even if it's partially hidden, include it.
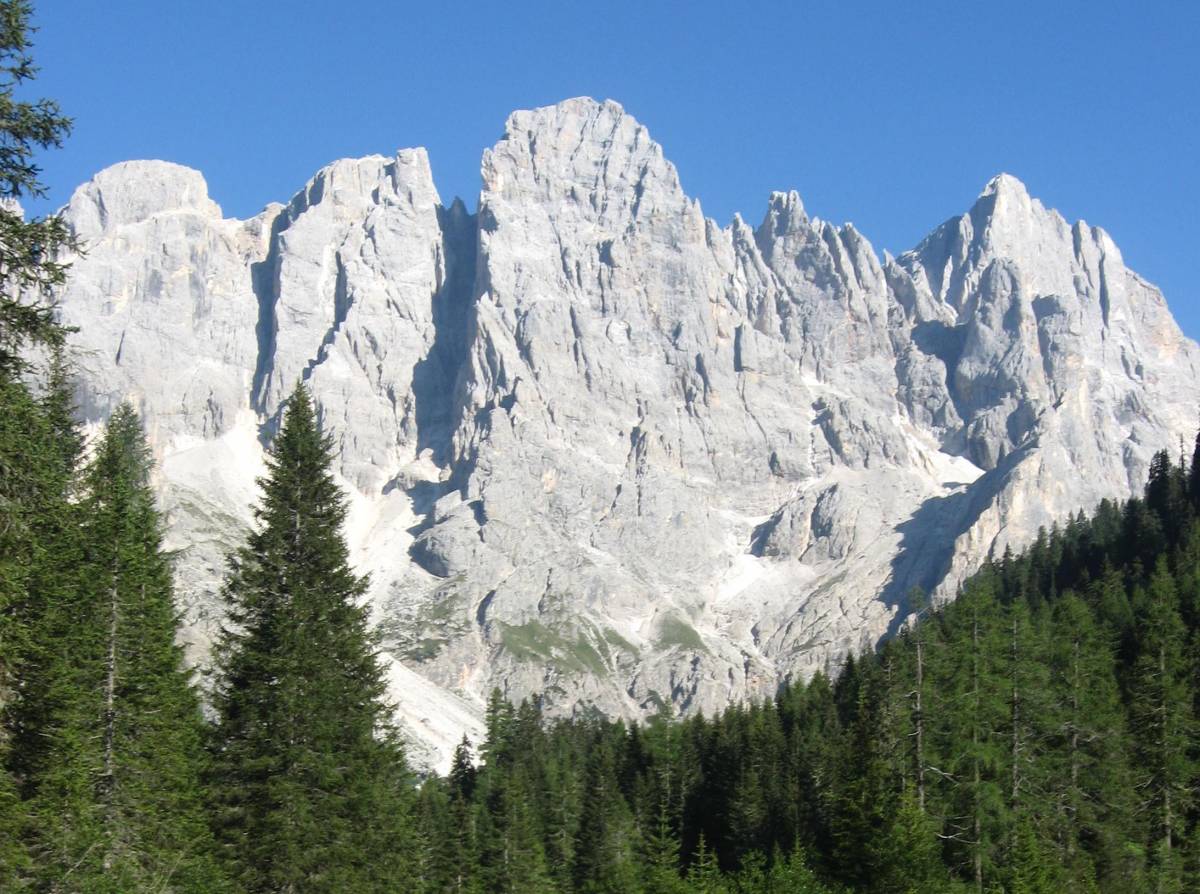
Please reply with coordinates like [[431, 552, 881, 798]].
[[54, 98, 1200, 768]]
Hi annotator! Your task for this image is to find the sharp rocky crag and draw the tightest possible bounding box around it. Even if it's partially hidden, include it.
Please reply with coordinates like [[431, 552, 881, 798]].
[[55, 97, 1200, 768]]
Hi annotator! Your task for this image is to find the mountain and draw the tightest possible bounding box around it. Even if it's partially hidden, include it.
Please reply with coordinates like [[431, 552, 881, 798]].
[[54, 98, 1200, 769]]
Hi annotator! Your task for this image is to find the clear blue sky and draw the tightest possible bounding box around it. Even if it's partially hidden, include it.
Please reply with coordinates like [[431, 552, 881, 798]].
[[25, 1, 1200, 335]]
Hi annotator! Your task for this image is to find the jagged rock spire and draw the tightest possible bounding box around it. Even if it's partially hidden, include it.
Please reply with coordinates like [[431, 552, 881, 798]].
[[53, 98, 1200, 770]]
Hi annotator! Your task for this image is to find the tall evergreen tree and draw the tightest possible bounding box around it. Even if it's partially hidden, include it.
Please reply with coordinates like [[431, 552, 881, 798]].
[[936, 585, 1007, 891], [1045, 592, 1134, 888], [572, 732, 640, 894], [25, 405, 227, 892], [0, 0, 75, 375], [0, 3, 76, 880], [1188, 430, 1200, 509], [439, 737, 483, 894], [1129, 559, 1195, 893], [640, 769, 687, 894], [4, 349, 83, 792], [208, 384, 415, 892]]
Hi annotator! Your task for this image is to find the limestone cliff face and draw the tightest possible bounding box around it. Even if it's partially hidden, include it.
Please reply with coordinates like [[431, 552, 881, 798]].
[[55, 98, 1200, 769]]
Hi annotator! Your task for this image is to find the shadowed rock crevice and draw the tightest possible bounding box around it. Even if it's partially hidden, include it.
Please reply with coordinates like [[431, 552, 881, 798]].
[[249, 206, 291, 422], [877, 443, 1032, 642], [404, 198, 481, 579], [50, 102, 1200, 771], [300, 251, 352, 385], [411, 198, 478, 468]]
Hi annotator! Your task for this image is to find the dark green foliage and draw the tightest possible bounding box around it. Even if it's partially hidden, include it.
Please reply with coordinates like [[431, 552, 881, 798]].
[[1, 365, 1196, 893], [18, 407, 226, 891], [0, 0, 76, 374], [407, 441, 1200, 894], [0, 6, 75, 878], [0, 32, 1194, 877], [207, 384, 416, 892], [1129, 560, 1195, 891]]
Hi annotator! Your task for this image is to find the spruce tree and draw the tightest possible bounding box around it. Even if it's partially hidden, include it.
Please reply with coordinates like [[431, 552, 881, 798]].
[[3, 350, 83, 784], [25, 405, 227, 892], [685, 834, 727, 894], [572, 732, 640, 894], [936, 585, 1007, 892], [440, 737, 482, 894], [1045, 592, 1134, 888], [0, 0, 75, 375], [1007, 813, 1061, 894], [640, 765, 687, 894], [1129, 559, 1194, 892], [825, 672, 898, 889], [0, 3, 77, 876], [208, 384, 415, 893], [1189, 430, 1200, 509]]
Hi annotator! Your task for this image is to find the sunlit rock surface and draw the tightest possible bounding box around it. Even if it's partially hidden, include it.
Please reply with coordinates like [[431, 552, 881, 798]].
[[56, 98, 1200, 770]]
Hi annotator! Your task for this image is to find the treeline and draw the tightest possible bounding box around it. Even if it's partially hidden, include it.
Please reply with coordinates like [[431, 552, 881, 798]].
[[1, 381, 418, 891], [415, 449, 1200, 894], [2, 2, 1199, 888], [5, 379, 1198, 893]]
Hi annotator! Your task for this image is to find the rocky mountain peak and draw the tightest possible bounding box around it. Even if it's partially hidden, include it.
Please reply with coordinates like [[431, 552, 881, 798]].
[[52, 99, 1200, 771], [967, 171, 1063, 253], [483, 98, 684, 226], [67, 160, 221, 237], [758, 189, 809, 241], [979, 171, 1030, 202], [294, 149, 440, 215]]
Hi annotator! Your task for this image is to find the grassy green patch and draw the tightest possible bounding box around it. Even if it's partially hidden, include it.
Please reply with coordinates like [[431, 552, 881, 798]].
[[656, 615, 708, 653], [401, 637, 448, 662], [499, 620, 610, 676], [602, 626, 638, 656]]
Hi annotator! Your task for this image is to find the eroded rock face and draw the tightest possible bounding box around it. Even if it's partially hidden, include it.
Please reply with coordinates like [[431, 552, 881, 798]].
[[55, 98, 1200, 769]]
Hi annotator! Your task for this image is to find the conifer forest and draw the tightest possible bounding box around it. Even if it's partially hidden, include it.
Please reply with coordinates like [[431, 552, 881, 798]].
[[1, 1, 1198, 891]]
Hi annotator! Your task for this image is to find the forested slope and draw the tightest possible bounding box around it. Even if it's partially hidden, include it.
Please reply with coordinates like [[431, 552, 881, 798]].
[[5, 378, 1198, 892], [416, 448, 1200, 893]]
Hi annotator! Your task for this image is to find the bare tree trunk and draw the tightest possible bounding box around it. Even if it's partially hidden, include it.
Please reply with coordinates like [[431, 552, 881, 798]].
[[1067, 636, 1080, 859], [916, 629, 926, 813], [1011, 617, 1020, 808], [1160, 641, 1172, 857], [102, 553, 119, 870], [972, 613, 983, 894]]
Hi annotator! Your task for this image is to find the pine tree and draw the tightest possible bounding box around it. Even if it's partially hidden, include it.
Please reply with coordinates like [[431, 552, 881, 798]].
[[24, 405, 227, 892], [1146, 450, 1190, 543], [0, 0, 76, 376], [0, 4, 76, 877], [1002, 598, 1053, 865], [481, 687, 515, 768], [640, 765, 687, 894], [1188, 430, 1200, 509], [1045, 592, 1134, 888], [208, 384, 415, 892], [761, 846, 830, 894], [934, 582, 1010, 891], [1007, 813, 1060, 894], [685, 834, 727, 894], [873, 785, 952, 894], [474, 762, 556, 894], [1129, 559, 1194, 893], [825, 669, 898, 889], [572, 732, 640, 894], [441, 737, 481, 894], [903, 587, 931, 814], [3, 348, 82, 773], [542, 725, 585, 891]]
